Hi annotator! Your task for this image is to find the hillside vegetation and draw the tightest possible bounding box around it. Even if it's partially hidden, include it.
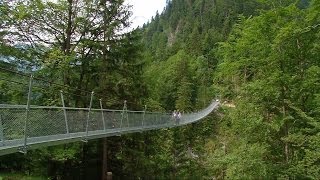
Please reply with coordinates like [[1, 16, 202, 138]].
[[0, 0, 319, 179]]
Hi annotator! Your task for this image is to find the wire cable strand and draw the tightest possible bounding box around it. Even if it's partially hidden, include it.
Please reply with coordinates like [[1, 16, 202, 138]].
[[0, 66, 104, 98], [0, 65, 138, 107], [0, 66, 92, 95]]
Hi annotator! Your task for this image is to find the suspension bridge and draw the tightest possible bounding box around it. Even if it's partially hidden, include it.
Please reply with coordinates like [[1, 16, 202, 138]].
[[0, 100, 219, 156], [0, 66, 220, 156]]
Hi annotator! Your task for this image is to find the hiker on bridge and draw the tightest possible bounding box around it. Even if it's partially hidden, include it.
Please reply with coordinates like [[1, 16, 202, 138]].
[[173, 110, 181, 125], [172, 110, 180, 125], [172, 110, 177, 121], [177, 111, 181, 124]]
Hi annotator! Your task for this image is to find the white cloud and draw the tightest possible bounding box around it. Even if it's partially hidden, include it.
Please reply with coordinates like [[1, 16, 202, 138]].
[[125, 0, 167, 29]]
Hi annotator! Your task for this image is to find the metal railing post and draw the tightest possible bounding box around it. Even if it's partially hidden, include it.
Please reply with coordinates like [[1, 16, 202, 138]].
[[0, 115, 4, 146], [126, 102, 129, 128], [21, 74, 33, 153], [60, 90, 69, 134], [156, 113, 159, 125], [142, 105, 146, 128], [120, 100, 127, 129], [100, 99, 106, 131], [84, 91, 94, 142]]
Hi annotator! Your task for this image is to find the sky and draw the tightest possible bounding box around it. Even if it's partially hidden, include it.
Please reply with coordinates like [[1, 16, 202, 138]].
[[125, 0, 167, 29]]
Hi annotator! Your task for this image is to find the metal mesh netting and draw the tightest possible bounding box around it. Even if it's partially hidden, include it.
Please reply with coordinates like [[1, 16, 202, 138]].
[[0, 101, 219, 154], [0, 108, 26, 140], [88, 110, 104, 131], [27, 109, 66, 137], [103, 111, 122, 129], [67, 109, 87, 133]]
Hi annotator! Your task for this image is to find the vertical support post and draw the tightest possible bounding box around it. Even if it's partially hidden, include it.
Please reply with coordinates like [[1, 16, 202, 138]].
[[22, 74, 33, 153], [0, 115, 4, 146], [107, 172, 112, 180], [112, 111, 115, 128], [126, 102, 129, 128], [100, 99, 106, 131], [120, 110, 123, 129], [142, 105, 147, 128], [84, 91, 94, 141], [120, 100, 127, 129], [60, 90, 69, 134]]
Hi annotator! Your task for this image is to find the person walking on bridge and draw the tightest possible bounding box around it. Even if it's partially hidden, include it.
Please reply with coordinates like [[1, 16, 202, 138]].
[[175, 110, 181, 125], [172, 110, 177, 124]]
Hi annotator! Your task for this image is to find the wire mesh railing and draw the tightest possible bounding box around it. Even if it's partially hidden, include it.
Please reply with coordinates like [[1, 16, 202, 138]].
[[0, 101, 219, 155]]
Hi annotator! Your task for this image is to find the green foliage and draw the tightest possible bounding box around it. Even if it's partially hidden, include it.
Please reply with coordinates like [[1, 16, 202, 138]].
[[213, 2, 320, 178], [140, 0, 271, 178], [0, 173, 46, 180]]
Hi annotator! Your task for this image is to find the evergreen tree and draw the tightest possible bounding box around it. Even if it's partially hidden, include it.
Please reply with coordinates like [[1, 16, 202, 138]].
[[213, 2, 320, 178]]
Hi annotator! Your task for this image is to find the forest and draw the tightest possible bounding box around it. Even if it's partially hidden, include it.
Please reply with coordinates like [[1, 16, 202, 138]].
[[0, 0, 319, 179]]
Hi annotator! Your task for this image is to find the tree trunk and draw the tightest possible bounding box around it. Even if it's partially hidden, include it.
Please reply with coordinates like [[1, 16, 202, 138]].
[[75, 61, 86, 107], [282, 87, 290, 164], [61, 0, 74, 99], [283, 105, 289, 164], [65, 0, 73, 55], [278, 46, 290, 164], [102, 138, 108, 180], [80, 143, 87, 180]]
